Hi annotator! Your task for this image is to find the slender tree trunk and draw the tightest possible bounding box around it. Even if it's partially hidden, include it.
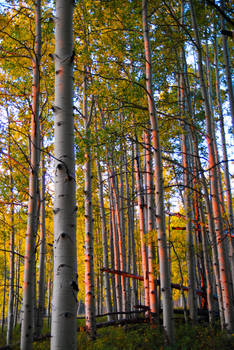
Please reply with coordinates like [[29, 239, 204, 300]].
[[47, 277, 51, 329], [35, 136, 46, 337], [134, 139, 150, 309], [198, 201, 215, 323], [1, 239, 7, 334], [119, 141, 127, 312], [14, 244, 21, 328], [124, 149, 131, 315], [21, 1, 41, 348], [144, 131, 157, 318], [179, 71, 197, 323], [96, 157, 112, 320], [109, 199, 118, 317], [130, 143, 138, 310], [83, 70, 96, 339], [7, 123, 15, 344], [50, 0, 78, 348], [142, 0, 173, 343], [109, 183, 122, 318]]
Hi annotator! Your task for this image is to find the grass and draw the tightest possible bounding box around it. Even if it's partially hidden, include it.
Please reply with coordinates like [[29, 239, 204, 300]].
[[1, 319, 233, 349]]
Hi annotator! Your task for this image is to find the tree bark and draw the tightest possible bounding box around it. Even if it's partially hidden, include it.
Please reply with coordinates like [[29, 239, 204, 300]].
[[134, 139, 149, 309], [50, 0, 78, 348], [96, 156, 112, 320], [83, 70, 96, 339], [35, 135, 46, 337], [144, 130, 158, 318], [21, 1, 41, 348], [6, 118, 15, 345], [179, 68, 197, 323]]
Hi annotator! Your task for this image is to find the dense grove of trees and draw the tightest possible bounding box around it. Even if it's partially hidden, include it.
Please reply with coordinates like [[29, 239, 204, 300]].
[[0, 0, 233, 349]]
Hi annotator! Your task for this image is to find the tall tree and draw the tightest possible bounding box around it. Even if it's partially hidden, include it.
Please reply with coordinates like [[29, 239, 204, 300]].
[[20, 1, 41, 348], [50, 0, 78, 349], [83, 69, 96, 339], [35, 133, 46, 337], [6, 113, 15, 345], [142, 0, 174, 343]]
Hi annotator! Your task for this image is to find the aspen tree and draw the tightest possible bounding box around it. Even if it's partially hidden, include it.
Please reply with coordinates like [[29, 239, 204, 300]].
[[35, 135, 46, 337], [179, 73, 197, 323], [6, 115, 15, 345], [109, 177, 122, 317], [134, 139, 149, 309], [142, 0, 174, 343], [144, 130, 157, 318], [189, 0, 234, 332], [1, 239, 7, 334], [21, 1, 41, 348], [96, 153, 112, 320], [50, 0, 78, 348], [83, 70, 96, 339]]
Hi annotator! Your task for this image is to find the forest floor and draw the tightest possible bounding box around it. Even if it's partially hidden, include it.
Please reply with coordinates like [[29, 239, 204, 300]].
[[0, 318, 233, 349]]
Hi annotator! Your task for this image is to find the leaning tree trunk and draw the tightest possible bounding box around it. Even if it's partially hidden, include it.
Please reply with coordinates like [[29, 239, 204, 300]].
[[142, 0, 174, 343], [50, 0, 78, 349], [20, 1, 41, 349]]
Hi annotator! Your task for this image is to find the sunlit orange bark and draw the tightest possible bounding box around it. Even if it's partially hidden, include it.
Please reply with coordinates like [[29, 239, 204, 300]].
[[144, 131, 157, 317], [83, 69, 96, 339], [21, 2, 41, 349]]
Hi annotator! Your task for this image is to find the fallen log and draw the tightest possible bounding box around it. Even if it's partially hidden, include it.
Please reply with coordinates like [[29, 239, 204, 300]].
[[77, 310, 144, 319], [101, 268, 215, 299]]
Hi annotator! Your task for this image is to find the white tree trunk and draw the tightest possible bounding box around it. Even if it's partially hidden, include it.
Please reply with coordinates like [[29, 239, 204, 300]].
[[96, 157, 112, 320], [51, 0, 78, 348]]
